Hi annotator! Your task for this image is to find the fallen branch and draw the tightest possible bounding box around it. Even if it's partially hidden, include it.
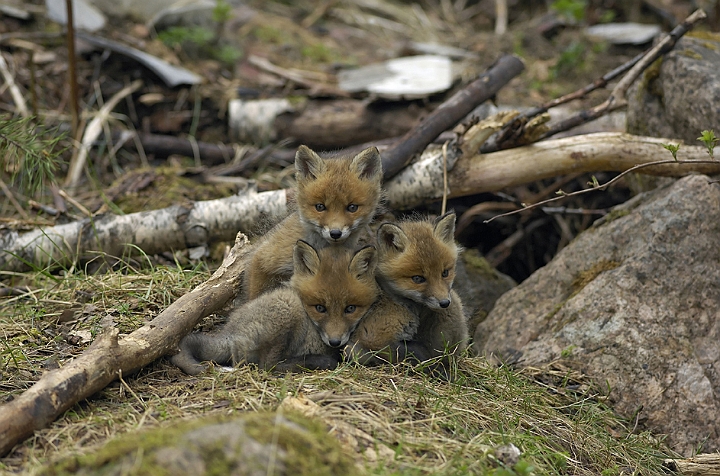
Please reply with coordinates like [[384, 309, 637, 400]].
[[381, 54, 525, 179], [485, 8, 707, 152], [3, 133, 720, 273], [0, 232, 252, 457], [663, 453, 720, 475]]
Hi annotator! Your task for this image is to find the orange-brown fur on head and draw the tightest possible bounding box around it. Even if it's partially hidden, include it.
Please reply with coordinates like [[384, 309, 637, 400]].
[[376, 212, 459, 310], [295, 145, 383, 245], [291, 240, 379, 347]]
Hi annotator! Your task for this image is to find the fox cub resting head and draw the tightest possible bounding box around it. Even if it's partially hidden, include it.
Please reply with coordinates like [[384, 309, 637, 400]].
[[295, 145, 383, 246], [376, 211, 460, 311], [171, 241, 379, 375], [346, 212, 469, 376]]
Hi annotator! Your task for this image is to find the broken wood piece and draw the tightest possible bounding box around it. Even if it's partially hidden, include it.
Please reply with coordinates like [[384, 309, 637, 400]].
[[0, 232, 252, 457], [229, 97, 425, 149], [64, 80, 142, 188], [381, 54, 525, 179], [663, 453, 720, 475], [247, 55, 345, 97], [75, 32, 202, 87], [114, 131, 240, 166]]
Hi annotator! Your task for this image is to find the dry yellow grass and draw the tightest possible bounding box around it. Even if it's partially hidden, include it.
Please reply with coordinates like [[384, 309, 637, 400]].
[[1, 263, 676, 475]]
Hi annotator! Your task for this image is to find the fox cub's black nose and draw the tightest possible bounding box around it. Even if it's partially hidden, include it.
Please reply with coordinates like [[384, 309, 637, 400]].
[[329, 229, 342, 240], [328, 338, 342, 347], [439, 299, 451, 309]]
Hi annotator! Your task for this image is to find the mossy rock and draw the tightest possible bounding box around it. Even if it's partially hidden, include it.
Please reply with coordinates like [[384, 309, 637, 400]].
[[41, 411, 357, 476]]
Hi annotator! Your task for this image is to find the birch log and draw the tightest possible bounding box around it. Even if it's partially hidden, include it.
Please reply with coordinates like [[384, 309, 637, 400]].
[[2, 133, 720, 273], [0, 186, 286, 273], [0, 232, 252, 457], [385, 132, 720, 208]]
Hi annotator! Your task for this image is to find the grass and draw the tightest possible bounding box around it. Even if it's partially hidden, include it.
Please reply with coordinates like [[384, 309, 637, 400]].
[[1, 262, 676, 475]]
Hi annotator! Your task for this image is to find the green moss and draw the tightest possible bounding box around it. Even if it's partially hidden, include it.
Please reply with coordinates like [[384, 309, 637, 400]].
[[244, 412, 357, 476], [595, 208, 631, 227], [571, 260, 621, 292], [544, 260, 621, 327], [107, 167, 238, 214], [42, 411, 357, 476], [253, 25, 285, 43], [679, 49, 703, 60], [687, 31, 720, 42], [462, 249, 499, 279], [301, 43, 335, 63]]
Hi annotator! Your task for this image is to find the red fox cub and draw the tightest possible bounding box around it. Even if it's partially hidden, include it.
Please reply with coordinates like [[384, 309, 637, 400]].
[[244, 145, 383, 300], [346, 212, 468, 373], [171, 241, 379, 375]]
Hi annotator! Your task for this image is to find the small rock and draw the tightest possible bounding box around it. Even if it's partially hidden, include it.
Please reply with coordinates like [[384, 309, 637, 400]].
[[338, 55, 454, 99], [585, 22, 661, 45]]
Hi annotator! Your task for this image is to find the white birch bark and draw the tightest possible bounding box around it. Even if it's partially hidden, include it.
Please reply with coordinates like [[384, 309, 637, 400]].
[[2, 133, 719, 273]]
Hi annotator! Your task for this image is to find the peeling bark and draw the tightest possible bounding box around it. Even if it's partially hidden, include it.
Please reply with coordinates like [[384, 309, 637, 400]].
[[384, 132, 720, 208], [2, 133, 719, 274], [0, 233, 252, 457], [0, 187, 285, 273]]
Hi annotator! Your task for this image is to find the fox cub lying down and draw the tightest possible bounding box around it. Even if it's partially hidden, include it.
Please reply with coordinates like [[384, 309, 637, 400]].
[[243, 145, 384, 300], [171, 241, 379, 375], [346, 212, 469, 371]]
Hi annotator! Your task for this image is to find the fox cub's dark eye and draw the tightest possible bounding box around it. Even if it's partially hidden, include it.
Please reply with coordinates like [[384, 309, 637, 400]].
[[345, 305, 356, 313], [412, 275, 426, 284], [347, 204, 358, 213], [315, 203, 326, 212], [442, 269, 450, 278], [315, 304, 327, 313]]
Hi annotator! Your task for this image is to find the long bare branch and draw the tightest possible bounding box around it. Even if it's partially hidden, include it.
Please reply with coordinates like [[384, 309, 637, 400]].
[[0, 233, 252, 457]]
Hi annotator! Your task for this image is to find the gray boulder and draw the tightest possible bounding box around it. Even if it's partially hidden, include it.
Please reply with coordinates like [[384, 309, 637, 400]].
[[627, 36, 720, 143], [473, 174, 720, 456], [453, 248, 516, 332]]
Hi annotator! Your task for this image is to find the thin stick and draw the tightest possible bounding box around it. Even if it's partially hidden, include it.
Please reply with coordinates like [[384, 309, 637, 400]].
[[494, 0, 507, 34], [0, 176, 30, 220], [0, 53, 29, 117], [441, 141, 449, 215], [58, 189, 92, 217], [485, 157, 720, 223], [486, 50, 645, 152], [65, 0, 79, 141]]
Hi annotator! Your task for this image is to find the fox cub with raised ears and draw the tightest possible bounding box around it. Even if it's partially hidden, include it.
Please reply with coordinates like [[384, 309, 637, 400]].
[[244, 145, 384, 300], [171, 241, 380, 375], [346, 212, 469, 372]]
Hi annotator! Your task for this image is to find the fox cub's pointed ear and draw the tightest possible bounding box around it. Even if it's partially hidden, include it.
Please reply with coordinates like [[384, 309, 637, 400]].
[[350, 146, 383, 181], [349, 245, 377, 279], [295, 145, 326, 180], [433, 211, 456, 244], [377, 223, 409, 254], [293, 240, 321, 276]]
